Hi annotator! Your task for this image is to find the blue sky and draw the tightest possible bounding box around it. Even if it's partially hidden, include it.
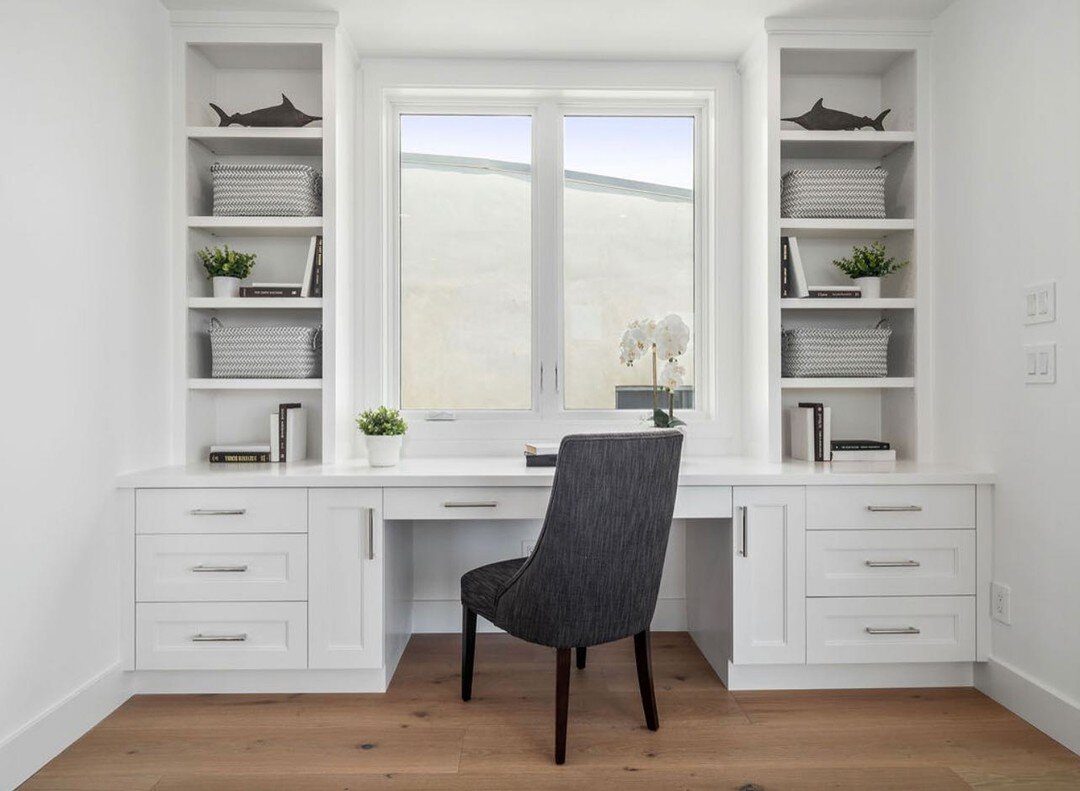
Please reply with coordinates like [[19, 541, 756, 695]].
[[400, 114, 694, 189]]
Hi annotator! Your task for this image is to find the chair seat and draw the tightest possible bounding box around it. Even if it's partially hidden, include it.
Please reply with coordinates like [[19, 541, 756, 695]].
[[461, 558, 525, 621]]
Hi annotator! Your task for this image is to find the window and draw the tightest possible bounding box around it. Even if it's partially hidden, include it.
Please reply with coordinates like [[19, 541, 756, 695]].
[[394, 98, 705, 421]]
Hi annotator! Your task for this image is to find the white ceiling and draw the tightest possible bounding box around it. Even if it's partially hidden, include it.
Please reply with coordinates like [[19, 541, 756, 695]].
[[158, 0, 955, 60]]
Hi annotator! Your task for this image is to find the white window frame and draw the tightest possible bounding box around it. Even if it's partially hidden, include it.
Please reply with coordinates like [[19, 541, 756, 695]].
[[359, 61, 739, 450]]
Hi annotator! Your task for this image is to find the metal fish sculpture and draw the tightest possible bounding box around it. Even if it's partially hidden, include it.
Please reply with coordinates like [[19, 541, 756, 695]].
[[209, 94, 322, 128], [782, 98, 891, 131]]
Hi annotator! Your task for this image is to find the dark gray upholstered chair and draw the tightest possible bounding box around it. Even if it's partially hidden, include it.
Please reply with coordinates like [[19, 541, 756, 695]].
[[460, 430, 684, 764]]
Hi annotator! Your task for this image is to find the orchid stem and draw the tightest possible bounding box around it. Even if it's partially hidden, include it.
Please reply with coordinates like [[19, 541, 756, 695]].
[[651, 348, 658, 416]]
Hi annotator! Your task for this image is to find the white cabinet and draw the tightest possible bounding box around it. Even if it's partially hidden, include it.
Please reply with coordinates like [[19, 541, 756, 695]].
[[308, 488, 384, 669], [732, 487, 806, 665]]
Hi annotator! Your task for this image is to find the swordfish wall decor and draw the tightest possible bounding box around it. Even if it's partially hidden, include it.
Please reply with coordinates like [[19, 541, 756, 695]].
[[209, 93, 322, 127], [783, 98, 891, 131]]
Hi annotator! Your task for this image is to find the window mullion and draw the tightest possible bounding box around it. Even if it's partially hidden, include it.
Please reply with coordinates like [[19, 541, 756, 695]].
[[534, 99, 561, 418]]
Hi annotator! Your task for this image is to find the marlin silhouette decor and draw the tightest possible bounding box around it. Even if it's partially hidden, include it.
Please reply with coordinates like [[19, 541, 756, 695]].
[[209, 94, 322, 127], [782, 98, 891, 131]]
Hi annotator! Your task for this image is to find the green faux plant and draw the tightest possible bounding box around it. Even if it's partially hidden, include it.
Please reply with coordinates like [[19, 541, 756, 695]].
[[198, 245, 257, 280], [832, 241, 908, 279], [356, 406, 408, 436]]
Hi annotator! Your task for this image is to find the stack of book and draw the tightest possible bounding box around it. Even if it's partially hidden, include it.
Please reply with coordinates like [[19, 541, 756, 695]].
[[208, 403, 307, 464], [830, 439, 895, 462], [524, 441, 559, 467], [789, 402, 831, 462], [238, 235, 323, 298], [781, 236, 862, 299]]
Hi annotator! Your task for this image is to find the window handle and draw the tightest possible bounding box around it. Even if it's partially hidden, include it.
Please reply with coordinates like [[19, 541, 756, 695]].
[[540, 363, 544, 392], [555, 364, 559, 393]]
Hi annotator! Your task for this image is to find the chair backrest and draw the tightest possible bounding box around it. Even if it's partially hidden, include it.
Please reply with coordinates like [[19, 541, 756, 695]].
[[494, 430, 684, 648]]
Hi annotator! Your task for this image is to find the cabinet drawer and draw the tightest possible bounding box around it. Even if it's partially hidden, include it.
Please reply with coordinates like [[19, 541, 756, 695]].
[[807, 530, 976, 597], [136, 602, 307, 670], [807, 596, 975, 664], [136, 488, 307, 534], [384, 487, 550, 520], [674, 486, 732, 519], [806, 486, 974, 530], [136, 534, 307, 602]]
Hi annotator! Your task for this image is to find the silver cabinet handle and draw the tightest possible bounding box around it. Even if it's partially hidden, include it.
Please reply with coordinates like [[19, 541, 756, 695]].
[[443, 501, 498, 508], [366, 508, 375, 561], [192, 633, 248, 642], [865, 626, 921, 635], [864, 560, 921, 568], [866, 505, 923, 512], [189, 509, 247, 516], [192, 565, 249, 573], [736, 506, 748, 557]]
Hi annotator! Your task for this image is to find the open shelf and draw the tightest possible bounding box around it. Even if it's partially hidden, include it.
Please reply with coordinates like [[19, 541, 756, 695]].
[[189, 378, 323, 390], [780, 130, 914, 159], [780, 218, 915, 238], [188, 297, 323, 310], [187, 126, 323, 155], [780, 377, 914, 390], [188, 216, 323, 237], [781, 298, 915, 310]]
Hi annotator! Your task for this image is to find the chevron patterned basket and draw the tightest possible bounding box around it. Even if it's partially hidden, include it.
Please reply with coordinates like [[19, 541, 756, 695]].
[[782, 324, 891, 378], [781, 168, 887, 219], [209, 319, 322, 379], [211, 162, 322, 217]]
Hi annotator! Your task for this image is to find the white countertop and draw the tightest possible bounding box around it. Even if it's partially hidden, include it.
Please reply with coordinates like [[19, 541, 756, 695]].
[[116, 456, 994, 488]]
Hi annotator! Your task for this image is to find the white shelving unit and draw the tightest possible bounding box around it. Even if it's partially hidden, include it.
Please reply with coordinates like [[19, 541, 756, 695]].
[[741, 20, 931, 462], [171, 13, 355, 464]]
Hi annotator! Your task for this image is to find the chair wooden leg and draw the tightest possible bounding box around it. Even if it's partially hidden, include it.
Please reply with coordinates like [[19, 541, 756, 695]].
[[634, 629, 659, 731], [461, 606, 477, 702], [575, 646, 587, 669], [555, 647, 571, 764]]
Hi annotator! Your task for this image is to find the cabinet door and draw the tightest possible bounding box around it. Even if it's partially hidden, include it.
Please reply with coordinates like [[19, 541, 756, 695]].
[[309, 489, 384, 669], [732, 487, 806, 665]]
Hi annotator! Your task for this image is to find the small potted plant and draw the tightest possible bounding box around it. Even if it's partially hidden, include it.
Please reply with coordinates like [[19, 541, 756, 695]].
[[618, 313, 690, 428], [832, 240, 908, 299], [356, 406, 408, 467], [198, 245, 257, 298]]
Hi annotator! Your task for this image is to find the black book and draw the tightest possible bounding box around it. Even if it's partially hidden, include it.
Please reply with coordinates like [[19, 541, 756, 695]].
[[240, 286, 302, 298], [311, 236, 324, 298], [209, 452, 271, 463], [832, 439, 891, 451], [808, 288, 862, 299], [780, 236, 791, 298], [798, 401, 825, 462], [525, 453, 557, 468], [277, 403, 302, 463]]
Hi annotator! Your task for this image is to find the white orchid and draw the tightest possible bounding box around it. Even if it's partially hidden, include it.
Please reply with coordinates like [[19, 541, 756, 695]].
[[659, 360, 686, 392], [654, 314, 690, 361], [618, 318, 656, 366]]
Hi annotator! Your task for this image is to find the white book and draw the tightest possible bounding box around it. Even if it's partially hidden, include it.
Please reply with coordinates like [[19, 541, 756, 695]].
[[788, 236, 810, 298], [831, 449, 897, 462], [300, 235, 318, 297], [269, 408, 308, 463], [251, 282, 303, 288], [524, 441, 560, 456], [210, 444, 270, 453], [788, 406, 830, 461], [808, 284, 861, 292]]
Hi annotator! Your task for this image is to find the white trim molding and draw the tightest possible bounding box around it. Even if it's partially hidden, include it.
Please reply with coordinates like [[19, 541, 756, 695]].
[[976, 657, 1080, 756]]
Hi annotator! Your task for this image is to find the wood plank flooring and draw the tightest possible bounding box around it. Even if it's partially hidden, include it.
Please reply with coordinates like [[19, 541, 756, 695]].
[[22, 632, 1080, 790]]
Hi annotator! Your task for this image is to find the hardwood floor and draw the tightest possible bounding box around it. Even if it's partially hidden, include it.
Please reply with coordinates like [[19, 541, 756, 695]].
[[22, 633, 1080, 790]]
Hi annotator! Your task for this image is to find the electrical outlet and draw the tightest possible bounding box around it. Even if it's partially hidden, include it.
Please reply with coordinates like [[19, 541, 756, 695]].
[[1024, 281, 1056, 325], [991, 582, 1011, 625], [1024, 343, 1056, 384], [521, 540, 537, 557]]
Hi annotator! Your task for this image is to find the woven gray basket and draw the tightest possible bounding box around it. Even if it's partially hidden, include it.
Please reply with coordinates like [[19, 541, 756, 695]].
[[211, 162, 322, 217], [781, 168, 886, 219], [782, 323, 891, 378], [209, 319, 322, 379]]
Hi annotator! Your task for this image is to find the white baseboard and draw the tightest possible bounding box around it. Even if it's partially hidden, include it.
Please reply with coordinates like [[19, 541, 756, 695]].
[[976, 657, 1080, 756], [410, 598, 688, 634], [725, 661, 974, 691], [0, 662, 131, 790]]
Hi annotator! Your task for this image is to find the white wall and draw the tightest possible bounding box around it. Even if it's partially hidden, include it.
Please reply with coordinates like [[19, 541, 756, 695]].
[[0, 0, 170, 783], [933, 0, 1080, 750]]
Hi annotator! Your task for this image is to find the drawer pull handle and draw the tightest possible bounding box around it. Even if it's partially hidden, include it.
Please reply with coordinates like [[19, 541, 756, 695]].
[[864, 560, 921, 568], [443, 501, 498, 508], [189, 509, 247, 516], [192, 565, 249, 573], [192, 633, 248, 642], [866, 505, 923, 513], [865, 626, 921, 635]]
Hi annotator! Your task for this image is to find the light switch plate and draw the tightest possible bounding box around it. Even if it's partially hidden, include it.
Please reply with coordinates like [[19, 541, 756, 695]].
[[1024, 343, 1056, 384], [1024, 281, 1056, 324]]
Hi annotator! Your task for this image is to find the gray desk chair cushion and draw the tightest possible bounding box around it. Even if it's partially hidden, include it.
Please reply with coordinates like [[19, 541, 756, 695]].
[[461, 430, 683, 648]]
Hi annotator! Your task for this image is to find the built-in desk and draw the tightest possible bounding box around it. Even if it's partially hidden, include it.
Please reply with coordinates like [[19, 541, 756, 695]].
[[117, 457, 993, 693]]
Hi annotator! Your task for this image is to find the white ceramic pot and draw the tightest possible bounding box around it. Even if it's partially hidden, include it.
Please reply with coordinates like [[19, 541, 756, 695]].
[[212, 276, 241, 298], [854, 276, 881, 299], [366, 434, 404, 467]]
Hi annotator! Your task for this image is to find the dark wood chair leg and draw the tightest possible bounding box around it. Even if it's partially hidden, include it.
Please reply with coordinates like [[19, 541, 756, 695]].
[[555, 647, 571, 764], [633, 629, 659, 731], [461, 606, 477, 702], [575, 646, 587, 669]]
